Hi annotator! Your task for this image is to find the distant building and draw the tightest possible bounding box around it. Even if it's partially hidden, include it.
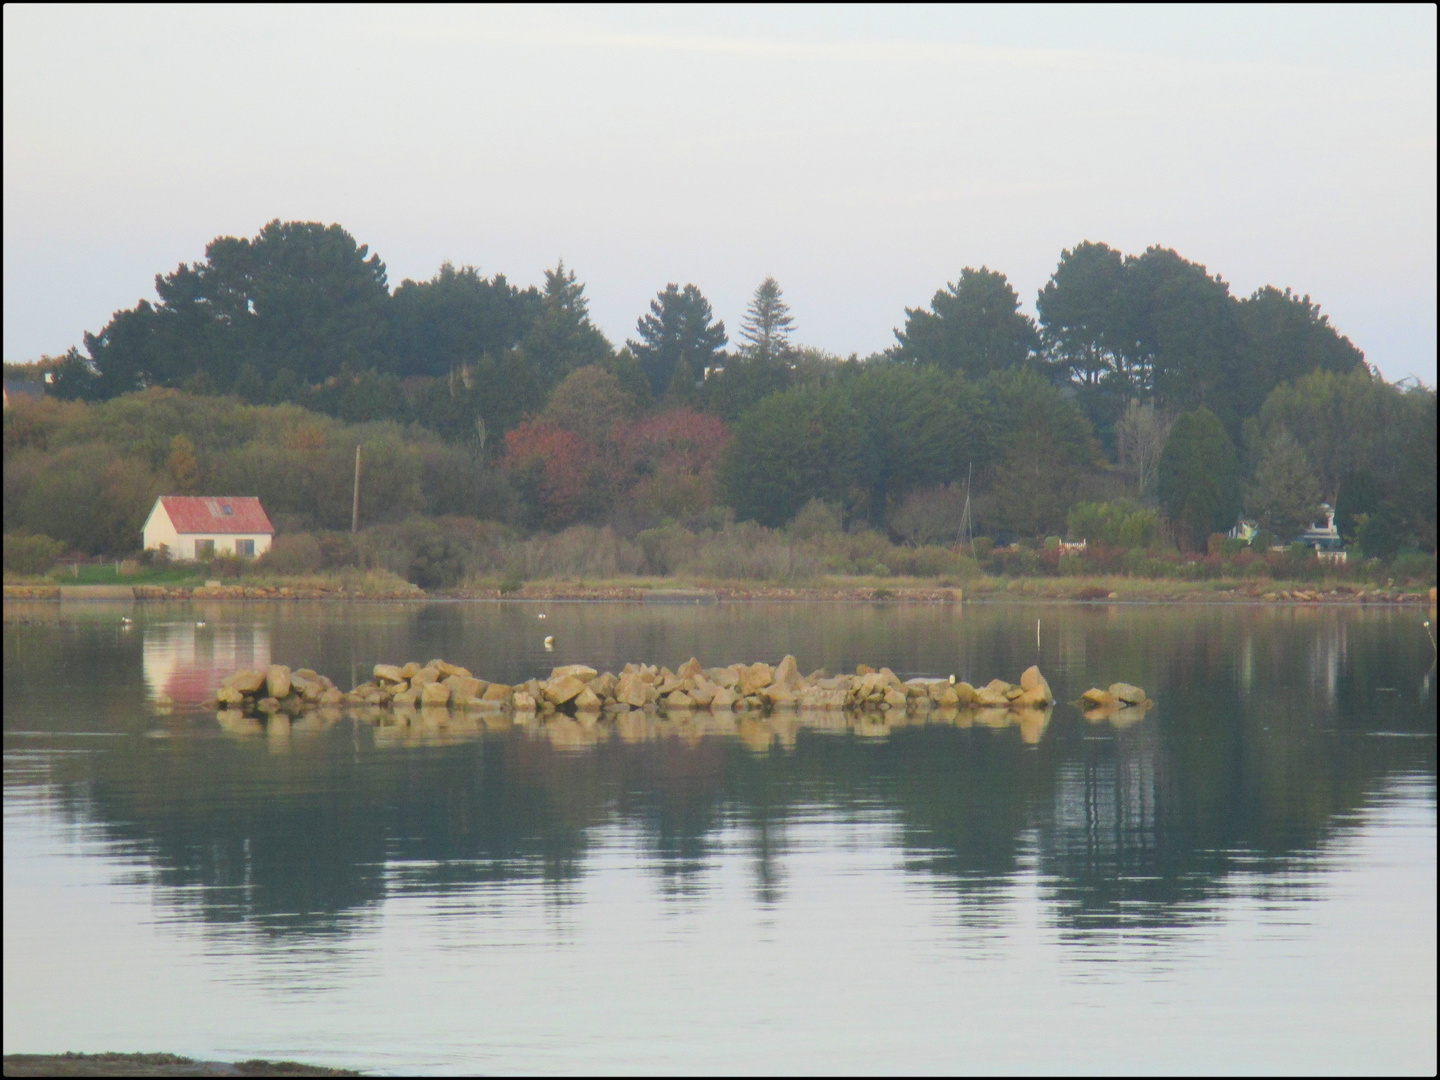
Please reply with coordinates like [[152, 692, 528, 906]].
[[1228, 503, 1345, 562], [143, 496, 274, 560]]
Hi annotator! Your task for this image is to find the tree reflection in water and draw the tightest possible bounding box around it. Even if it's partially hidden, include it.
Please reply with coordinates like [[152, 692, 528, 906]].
[[3, 601, 1434, 945]]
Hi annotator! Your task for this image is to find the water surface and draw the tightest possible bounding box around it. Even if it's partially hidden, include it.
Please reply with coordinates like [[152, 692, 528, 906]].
[[4, 600, 1435, 1074]]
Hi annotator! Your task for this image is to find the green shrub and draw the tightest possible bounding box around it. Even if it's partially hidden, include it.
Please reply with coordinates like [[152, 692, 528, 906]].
[[258, 533, 323, 574], [3, 532, 66, 575], [1391, 552, 1436, 584]]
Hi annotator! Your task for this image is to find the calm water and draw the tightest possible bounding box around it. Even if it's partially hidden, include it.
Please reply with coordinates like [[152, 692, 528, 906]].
[[3, 599, 1435, 1075]]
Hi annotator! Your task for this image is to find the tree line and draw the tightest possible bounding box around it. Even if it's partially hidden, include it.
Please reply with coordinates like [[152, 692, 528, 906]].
[[6, 219, 1434, 564]]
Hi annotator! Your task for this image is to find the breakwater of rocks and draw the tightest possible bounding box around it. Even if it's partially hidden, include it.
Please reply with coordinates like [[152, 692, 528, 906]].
[[215, 656, 1149, 728]]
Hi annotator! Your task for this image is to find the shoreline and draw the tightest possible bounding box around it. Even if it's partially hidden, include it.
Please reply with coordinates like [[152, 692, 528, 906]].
[[0, 1053, 359, 1077], [4, 580, 1435, 606]]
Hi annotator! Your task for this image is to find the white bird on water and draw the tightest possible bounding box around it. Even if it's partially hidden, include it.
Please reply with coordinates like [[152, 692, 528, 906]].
[[538, 612, 547, 619], [195, 621, 206, 628], [543, 635, 554, 650]]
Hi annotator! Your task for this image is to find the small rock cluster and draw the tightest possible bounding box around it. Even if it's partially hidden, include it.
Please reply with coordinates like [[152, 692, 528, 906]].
[[1077, 683, 1151, 710], [217, 657, 1070, 720]]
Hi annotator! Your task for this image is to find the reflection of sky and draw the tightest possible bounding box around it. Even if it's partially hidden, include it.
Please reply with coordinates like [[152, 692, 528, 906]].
[[142, 622, 269, 706]]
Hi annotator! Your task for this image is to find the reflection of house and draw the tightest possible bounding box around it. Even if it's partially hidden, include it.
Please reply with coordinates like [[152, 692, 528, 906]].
[[143, 496, 273, 560], [143, 622, 271, 706]]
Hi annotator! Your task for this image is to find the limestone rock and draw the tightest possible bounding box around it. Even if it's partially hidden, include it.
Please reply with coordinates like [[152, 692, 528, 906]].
[[544, 675, 586, 704], [1108, 682, 1147, 705], [709, 686, 737, 710], [550, 664, 598, 683], [435, 660, 472, 679], [224, 669, 267, 694], [373, 664, 405, 684], [666, 690, 696, 708], [216, 685, 245, 706], [513, 691, 536, 712], [590, 672, 617, 699], [410, 667, 440, 687], [954, 682, 977, 705], [973, 686, 1010, 707], [482, 682, 513, 702], [739, 663, 774, 696], [444, 675, 483, 700], [772, 655, 804, 692], [883, 688, 908, 709], [266, 665, 292, 700], [1081, 687, 1116, 707], [391, 688, 419, 708], [1019, 665, 1054, 706], [257, 696, 281, 714], [677, 657, 703, 680], [616, 671, 649, 707], [420, 681, 451, 706], [574, 686, 602, 711]]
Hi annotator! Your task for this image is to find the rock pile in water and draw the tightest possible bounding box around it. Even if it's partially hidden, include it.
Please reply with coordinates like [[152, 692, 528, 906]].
[[215, 657, 1077, 720]]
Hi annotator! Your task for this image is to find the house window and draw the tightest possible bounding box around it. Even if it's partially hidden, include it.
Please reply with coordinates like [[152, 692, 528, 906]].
[[194, 538, 215, 559], [235, 539, 255, 558]]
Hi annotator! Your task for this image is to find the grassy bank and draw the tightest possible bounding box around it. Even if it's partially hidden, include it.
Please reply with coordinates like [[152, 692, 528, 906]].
[[5, 572, 1434, 606]]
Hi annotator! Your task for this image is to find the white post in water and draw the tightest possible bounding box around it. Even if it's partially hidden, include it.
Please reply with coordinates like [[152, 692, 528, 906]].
[[1036, 618, 1041, 650], [352, 445, 361, 533]]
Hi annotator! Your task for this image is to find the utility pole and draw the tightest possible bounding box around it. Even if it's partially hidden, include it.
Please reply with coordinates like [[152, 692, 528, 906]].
[[351, 445, 361, 533], [958, 461, 975, 556]]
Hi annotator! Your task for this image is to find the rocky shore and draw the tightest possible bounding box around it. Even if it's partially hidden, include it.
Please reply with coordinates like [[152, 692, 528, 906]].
[[5, 581, 1433, 604]]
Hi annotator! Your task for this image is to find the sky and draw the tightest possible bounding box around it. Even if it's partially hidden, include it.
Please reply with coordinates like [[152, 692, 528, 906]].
[[4, 4, 1436, 383]]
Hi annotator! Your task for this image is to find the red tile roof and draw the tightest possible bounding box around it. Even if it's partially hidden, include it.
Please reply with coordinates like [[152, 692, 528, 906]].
[[159, 496, 273, 535]]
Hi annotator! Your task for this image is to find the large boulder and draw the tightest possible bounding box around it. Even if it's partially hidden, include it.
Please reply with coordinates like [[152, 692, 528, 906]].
[[739, 663, 774, 696], [550, 664, 598, 683], [1108, 682, 1147, 705], [216, 685, 245, 706], [544, 675, 586, 705], [223, 669, 267, 694], [420, 681, 452, 706], [410, 667, 440, 687], [434, 660, 472, 679], [373, 664, 405, 685], [266, 665, 292, 700], [772, 655, 804, 692], [1081, 687, 1117, 707], [676, 657, 703, 680], [574, 686, 602, 711], [616, 671, 649, 708], [1013, 668, 1059, 711], [709, 686, 738, 710], [973, 686, 1010, 707]]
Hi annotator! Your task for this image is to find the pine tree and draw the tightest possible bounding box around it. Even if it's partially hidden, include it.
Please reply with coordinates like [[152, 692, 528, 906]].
[[739, 277, 795, 361], [1245, 428, 1323, 541]]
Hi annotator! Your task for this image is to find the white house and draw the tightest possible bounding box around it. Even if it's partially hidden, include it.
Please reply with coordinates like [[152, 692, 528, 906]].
[[143, 496, 274, 560]]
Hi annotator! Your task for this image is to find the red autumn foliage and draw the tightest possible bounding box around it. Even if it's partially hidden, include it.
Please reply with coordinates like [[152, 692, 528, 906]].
[[613, 409, 729, 478], [504, 409, 729, 529], [503, 420, 606, 528]]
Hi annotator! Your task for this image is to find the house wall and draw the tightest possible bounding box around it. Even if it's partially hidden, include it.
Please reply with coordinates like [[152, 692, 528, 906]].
[[142, 502, 181, 554], [174, 532, 273, 559]]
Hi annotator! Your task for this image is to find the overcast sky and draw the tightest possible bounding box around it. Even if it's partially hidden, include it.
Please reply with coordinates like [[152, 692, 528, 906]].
[[4, 4, 1436, 383]]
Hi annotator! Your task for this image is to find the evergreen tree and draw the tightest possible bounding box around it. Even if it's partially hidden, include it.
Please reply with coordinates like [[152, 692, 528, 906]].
[[1244, 428, 1323, 541], [739, 277, 795, 361], [893, 266, 1039, 378], [520, 260, 614, 389], [629, 283, 728, 397], [1157, 407, 1241, 550]]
